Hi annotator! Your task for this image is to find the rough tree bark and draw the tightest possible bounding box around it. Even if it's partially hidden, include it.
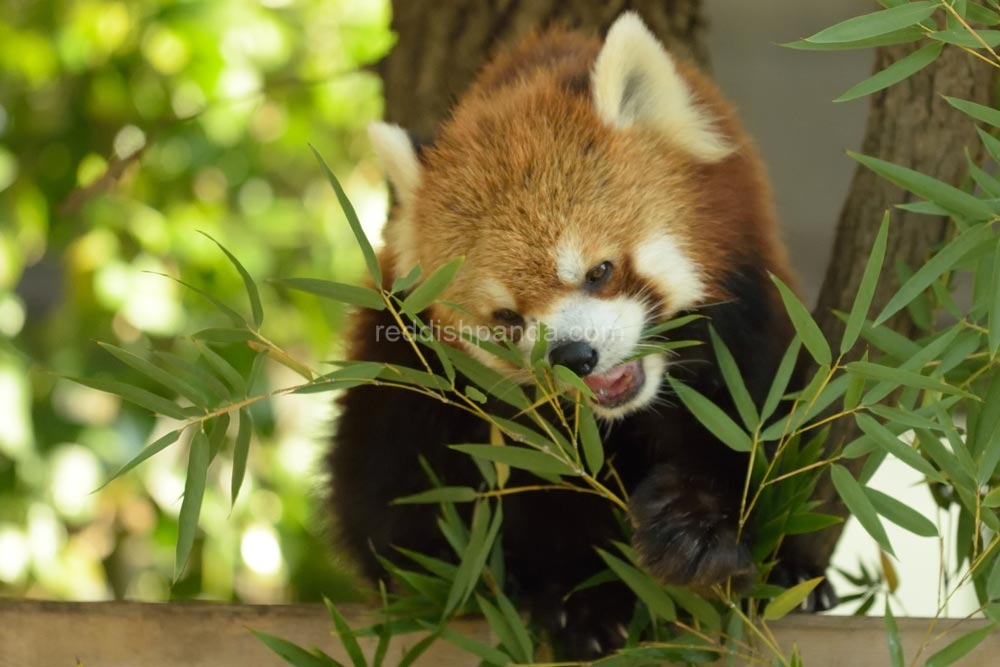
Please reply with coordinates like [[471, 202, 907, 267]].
[[377, 2, 995, 575], [379, 0, 709, 139]]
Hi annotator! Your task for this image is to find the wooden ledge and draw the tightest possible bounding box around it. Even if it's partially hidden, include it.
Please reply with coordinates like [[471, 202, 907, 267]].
[[0, 599, 994, 666]]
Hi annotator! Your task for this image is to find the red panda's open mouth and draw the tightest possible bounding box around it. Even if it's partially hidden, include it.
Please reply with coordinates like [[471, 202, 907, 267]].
[[582, 359, 645, 408]]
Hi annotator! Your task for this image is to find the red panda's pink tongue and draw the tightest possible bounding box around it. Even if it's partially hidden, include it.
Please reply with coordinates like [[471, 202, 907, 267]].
[[583, 360, 643, 406]]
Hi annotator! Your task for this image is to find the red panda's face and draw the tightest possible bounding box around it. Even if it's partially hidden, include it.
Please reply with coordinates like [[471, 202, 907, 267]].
[[367, 15, 766, 418]]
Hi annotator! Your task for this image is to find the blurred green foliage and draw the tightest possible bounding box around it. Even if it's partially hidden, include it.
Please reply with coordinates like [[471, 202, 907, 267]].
[[0, 0, 393, 602]]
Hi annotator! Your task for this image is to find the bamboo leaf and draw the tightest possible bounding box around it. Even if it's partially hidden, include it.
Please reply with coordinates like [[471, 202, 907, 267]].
[[885, 600, 905, 667], [96, 343, 210, 407], [98, 428, 184, 490], [597, 549, 676, 622], [925, 623, 997, 667], [176, 430, 210, 579], [393, 486, 479, 505], [803, 2, 937, 44], [437, 626, 511, 667], [835, 42, 942, 102], [771, 275, 831, 366], [193, 341, 247, 396], [761, 338, 802, 423], [494, 590, 533, 663], [842, 213, 890, 354], [929, 29, 1000, 47], [763, 577, 825, 621], [865, 486, 938, 537], [402, 257, 464, 315], [476, 595, 531, 664], [991, 241, 1000, 357], [856, 413, 944, 483], [848, 360, 978, 400], [68, 376, 191, 420], [252, 630, 341, 667], [191, 327, 258, 344], [396, 630, 441, 667], [551, 364, 596, 398], [945, 95, 1000, 129], [709, 326, 759, 430], [850, 152, 995, 221], [151, 350, 231, 404], [324, 599, 366, 667], [450, 444, 574, 477], [231, 407, 252, 506], [668, 376, 752, 452], [391, 264, 422, 295], [782, 26, 924, 51], [275, 277, 385, 311], [198, 231, 263, 328], [311, 145, 382, 286], [151, 272, 247, 327], [579, 401, 604, 476], [830, 464, 894, 556]]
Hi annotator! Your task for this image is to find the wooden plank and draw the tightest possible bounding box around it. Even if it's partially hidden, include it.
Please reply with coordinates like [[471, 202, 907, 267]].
[[0, 600, 995, 666]]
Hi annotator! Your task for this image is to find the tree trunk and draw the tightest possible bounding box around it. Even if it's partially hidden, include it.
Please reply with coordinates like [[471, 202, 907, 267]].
[[804, 43, 995, 565], [380, 0, 709, 139]]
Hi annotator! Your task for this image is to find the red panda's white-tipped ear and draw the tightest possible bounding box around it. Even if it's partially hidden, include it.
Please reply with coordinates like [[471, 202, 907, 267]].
[[592, 13, 733, 163], [368, 122, 422, 205]]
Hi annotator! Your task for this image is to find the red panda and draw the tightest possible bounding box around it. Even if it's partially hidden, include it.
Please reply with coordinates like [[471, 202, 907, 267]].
[[329, 13, 830, 659]]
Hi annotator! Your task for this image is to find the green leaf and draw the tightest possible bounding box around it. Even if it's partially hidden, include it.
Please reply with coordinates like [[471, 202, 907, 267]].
[[597, 549, 676, 622], [925, 623, 997, 667], [975, 373, 1000, 485], [551, 364, 596, 398], [450, 444, 574, 477], [391, 264, 422, 295], [709, 326, 758, 430], [396, 630, 441, 667], [841, 212, 890, 354], [476, 595, 532, 664], [987, 556, 1000, 600], [830, 464, 894, 556], [198, 231, 263, 328], [784, 512, 844, 534], [763, 577, 825, 621], [885, 600, 905, 667], [437, 626, 511, 667], [311, 145, 382, 286], [771, 275, 831, 365], [929, 29, 1000, 47], [782, 26, 924, 51], [68, 376, 191, 420], [835, 41, 942, 102], [856, 413, 944, 483], [990, 241, 1000, 357], [968, 4, 1000, 25], [393, 486, 479, 505], [761, 338, 802, 422], [865, 486, 938, 537], [324, 599, 366, 667], [98, 428, 183, 490], [402, 257, 464, 315], [97, 342, 209, 407], [443, 346, 529, 410], [464, 385, 487, 404], [668, 376, 753, 452], [803, 2, 937, 44], [206, 411, 230, 461], [945, 95, 1000, 129], [579, 401, 604, 476], [252, 630, 341, 667], [191, 327, 258, 344], [176, 430, 210, 579], [275, 277, 385, 311], [231, 408, 252, 506], [151, 350, 231, 404], [850, 152, 995, 221], [443, 502, 503, 617], [847, 360, 978, 400], [152, 272, 247, 327], [664, 585, 722, 631], [494, 590, 533, 663]]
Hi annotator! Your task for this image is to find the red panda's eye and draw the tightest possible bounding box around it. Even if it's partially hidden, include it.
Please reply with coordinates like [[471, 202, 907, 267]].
[[585, 261, 613, 287], [492, 309, 524, 326]]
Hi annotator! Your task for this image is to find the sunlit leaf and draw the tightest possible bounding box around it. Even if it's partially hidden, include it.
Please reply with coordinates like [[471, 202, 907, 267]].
[[402, 257, 463, 315], [763, 577, 825, 620]]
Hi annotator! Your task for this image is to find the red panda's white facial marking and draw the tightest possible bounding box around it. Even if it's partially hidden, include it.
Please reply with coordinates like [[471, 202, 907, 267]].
[[634, 233, 707, 314]]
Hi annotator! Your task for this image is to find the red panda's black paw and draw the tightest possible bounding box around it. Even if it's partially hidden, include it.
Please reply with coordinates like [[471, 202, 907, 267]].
[[629, 465, 756, 591], [531, 585, 633, 661]]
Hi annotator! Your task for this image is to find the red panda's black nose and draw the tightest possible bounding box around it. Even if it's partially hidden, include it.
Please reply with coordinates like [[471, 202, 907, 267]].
[[549, 341, 599, 376]]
